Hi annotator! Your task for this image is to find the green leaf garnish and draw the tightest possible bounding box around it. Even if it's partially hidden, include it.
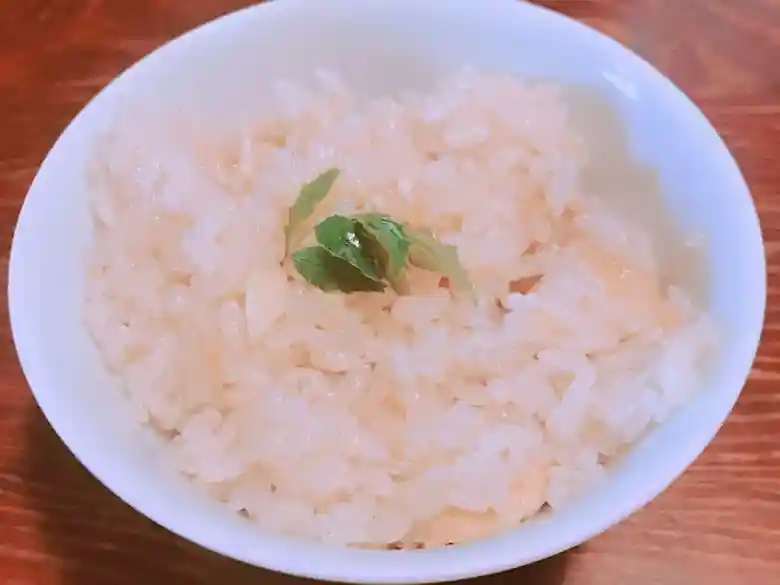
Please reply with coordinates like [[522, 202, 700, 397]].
[[354, 213, 410, 280], [284, 169, 474, 299], [284, 168, 340, 254], [407, 227, 475, 300], [292, 246, 386, 293], [314, 215, 385, 284]]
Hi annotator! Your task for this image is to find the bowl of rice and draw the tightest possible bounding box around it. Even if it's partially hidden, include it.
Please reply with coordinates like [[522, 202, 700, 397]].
[[8, 0, 766, 582]]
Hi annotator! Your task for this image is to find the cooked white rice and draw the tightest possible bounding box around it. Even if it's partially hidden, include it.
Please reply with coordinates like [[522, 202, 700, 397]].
[[84, 69, 716, 548]]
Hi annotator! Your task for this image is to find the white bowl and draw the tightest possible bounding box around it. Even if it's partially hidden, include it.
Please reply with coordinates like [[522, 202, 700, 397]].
[[8, 0, 766, 582]]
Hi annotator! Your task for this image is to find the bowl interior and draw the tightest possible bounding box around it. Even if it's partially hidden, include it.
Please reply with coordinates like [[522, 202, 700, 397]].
[[9, 0, 765, 582]]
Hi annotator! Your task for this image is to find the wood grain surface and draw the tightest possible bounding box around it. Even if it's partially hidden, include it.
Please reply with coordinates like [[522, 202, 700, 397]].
[[1, 1, 779, 584]]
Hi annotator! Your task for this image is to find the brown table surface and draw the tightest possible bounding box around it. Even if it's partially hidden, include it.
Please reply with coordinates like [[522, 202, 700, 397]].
[[1, 1, 779, 584]]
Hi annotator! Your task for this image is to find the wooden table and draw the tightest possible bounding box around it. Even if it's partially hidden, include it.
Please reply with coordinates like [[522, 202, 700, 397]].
[[1, 1, 778, 583]]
